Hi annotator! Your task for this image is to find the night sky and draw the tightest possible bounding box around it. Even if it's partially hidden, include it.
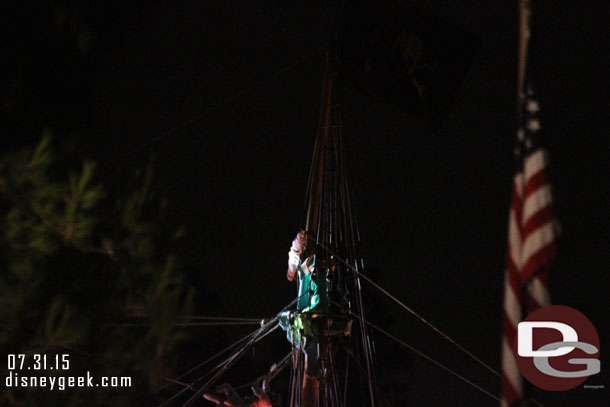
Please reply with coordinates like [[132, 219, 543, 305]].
[[3, 1, 609, 406]]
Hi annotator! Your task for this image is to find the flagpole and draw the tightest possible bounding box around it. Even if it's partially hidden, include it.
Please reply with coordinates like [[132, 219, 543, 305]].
[[502, 4, 531, 407], [518, 0, 532, 104]]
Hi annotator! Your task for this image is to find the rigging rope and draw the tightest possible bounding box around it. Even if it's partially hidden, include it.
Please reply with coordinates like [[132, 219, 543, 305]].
[[158, 326, 261, 406], [167, 300, 296, 407], [116, 47, 325, 161], [319, 238, 546, 406], [173, 321, 262, 327], [179, 321, 280, 407], [363, 318, 503, 404], [307, 233, 501, 379], [184, 316, 263, 321], [344, 307, 510, 404], [231, 351, 292, 391], [160, 327, 269, 407], [116, 321, 262, 327], [354, 270, 501, 377], [344, 351, 393, 407], [160, 299, 296, 398], [369, 313, 540, 405]]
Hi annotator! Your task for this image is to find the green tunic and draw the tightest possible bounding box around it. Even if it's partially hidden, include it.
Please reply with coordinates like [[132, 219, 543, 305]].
[[280, 260, 329, 347], [297, 267, 329, 313]]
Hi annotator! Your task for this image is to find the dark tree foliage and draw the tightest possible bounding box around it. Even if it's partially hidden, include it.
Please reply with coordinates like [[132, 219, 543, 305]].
[[0, 134, 194, 406]]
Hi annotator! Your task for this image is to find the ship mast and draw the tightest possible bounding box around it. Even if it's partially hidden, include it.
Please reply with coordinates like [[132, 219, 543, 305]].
[[291, 26, 379, 406]]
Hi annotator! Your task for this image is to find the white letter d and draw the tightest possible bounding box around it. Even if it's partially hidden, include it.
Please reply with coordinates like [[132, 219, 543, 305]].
[[518, 321, 577, 357]]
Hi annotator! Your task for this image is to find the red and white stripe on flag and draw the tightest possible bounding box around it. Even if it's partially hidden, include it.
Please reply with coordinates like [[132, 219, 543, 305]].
[[500, 144, 560, 406]]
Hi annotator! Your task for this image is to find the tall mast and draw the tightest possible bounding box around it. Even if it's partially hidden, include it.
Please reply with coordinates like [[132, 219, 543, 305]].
[[283, 2, 379, 405], [298, 46, 378, 407]]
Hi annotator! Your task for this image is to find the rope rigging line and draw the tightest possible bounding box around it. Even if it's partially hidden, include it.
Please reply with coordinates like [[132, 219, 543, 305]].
[[159, 325, 273, 407], [168, 327, 256, 381], [363, 317, 504, 404], [183, 316, 264, 321], [175, 321, 261, 326], [179, 321, 280, 407], [159, 298, 296, 397], [190, 325, 283, 393], [346, 307, 536, 405], [230, 351, 292, 392], [354, 270, 502, 377], [157, 326, 261, 405], [306, 233, 502, 380], [344, 350, 393, 407], [164, 299, 296, 407], [301, 51, 380, 405], [115, 321, 262, 327], [316, 242, 544, 407], [117, 46, 325, 161]]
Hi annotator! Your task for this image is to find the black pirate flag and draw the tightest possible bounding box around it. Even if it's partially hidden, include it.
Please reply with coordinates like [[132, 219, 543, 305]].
[[341, 0, 480, 131]]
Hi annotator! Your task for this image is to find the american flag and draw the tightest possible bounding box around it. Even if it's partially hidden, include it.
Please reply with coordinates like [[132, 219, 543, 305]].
[[500, 81, 561, 407]]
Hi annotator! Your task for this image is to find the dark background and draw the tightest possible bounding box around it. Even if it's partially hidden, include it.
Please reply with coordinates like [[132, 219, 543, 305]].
[[2, 1, 609, 405]]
